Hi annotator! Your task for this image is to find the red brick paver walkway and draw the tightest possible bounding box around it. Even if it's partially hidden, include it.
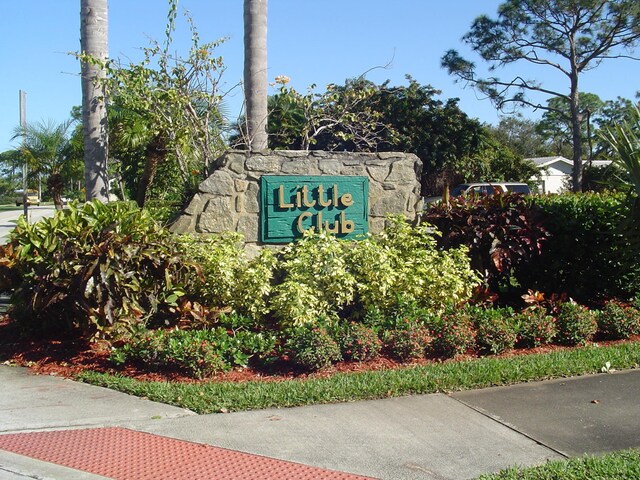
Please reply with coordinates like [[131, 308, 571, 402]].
[[0, 427, 376, 480]]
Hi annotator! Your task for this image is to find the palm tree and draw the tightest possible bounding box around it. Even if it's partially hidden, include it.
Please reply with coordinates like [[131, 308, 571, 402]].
[[12, 120, 77, 210], [80, 0, 109, 201], [243, 0, 269, 150]]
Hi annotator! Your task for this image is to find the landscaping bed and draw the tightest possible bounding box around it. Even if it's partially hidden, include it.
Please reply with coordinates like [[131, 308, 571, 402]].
[[1, 195, 640, 413]]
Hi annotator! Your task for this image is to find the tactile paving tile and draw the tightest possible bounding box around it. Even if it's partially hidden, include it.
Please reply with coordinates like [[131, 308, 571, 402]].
[[0, 427, 376, 480]]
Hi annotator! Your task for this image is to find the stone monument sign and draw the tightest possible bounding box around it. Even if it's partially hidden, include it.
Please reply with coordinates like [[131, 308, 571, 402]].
[[170, 150, 422, 247]]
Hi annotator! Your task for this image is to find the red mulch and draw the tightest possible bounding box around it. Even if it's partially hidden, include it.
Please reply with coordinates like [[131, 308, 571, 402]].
[[1, 314, 637, 385]]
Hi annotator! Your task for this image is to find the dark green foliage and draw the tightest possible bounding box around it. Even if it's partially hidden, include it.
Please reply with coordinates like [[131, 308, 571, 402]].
[[383, 319, 432, 361], [429, 311, 476, 358], [264, 76, 536, 195], [598, 301, 640, 340], [6, 201, 195, 337], [519, 193, 633, 301], [110, 329, 226, 378], [286, 326, 342, 371], [469, 306, 518, 355], [110, 327, 276, 379], [423, 193, 548, 292], [514, 308, 557, 348], [555, 302, 598, 346], [335, 322, 382, 362]]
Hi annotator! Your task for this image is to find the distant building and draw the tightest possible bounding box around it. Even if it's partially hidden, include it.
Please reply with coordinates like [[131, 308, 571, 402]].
[[527, 156, 612, 194]]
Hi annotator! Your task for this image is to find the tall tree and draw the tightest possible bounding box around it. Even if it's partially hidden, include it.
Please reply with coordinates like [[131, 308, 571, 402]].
[[537, 93, 604, 161], [243, 0, 269, 151], [80, 0, 109, 202], [489, 116, 550, 158], [442, 0, 640, 192]]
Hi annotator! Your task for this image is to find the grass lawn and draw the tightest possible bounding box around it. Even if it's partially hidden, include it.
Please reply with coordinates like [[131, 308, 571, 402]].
[[78, 341, 640, 414], [478, 449, 640, 479], [0, 205, 21, 212]]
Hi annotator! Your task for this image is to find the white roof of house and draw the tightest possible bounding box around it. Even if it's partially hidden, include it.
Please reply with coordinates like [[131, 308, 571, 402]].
[[526, 156, 572, 167], [525, 156, 612, 168]]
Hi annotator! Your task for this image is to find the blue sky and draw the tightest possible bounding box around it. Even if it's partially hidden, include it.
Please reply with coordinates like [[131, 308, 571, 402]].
[[1, 0, 639, 153]]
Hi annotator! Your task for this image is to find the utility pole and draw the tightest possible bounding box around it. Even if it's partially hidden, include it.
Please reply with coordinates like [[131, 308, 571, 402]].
[[19, 90, 29, 223]]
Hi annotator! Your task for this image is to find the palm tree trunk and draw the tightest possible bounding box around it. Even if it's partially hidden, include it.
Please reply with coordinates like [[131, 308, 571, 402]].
[[80, 0, 110, 202], [47, 173, 64, 211], [244, 0, 269, 151], [136, 136, 166, 208]]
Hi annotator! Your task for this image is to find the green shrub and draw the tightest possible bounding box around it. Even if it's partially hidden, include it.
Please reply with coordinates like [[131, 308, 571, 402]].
[[286, 326, 342, 371], [335, 322, 382, 362], [383, 319, 432, 361], [598, 300, 640, 340], [271, 231, 356, 327], [7, 201, 193, 337], [555, 302, 598, 346], [469, 306, 518, 355], [428, 311, 476, 358], [519, 193, 632, 301], [176, 234, 275, 319], [110, 327, 276, 378], [143, 200, 182, 225], [349, 216, 479, 314], [515, 308, 557, 348]]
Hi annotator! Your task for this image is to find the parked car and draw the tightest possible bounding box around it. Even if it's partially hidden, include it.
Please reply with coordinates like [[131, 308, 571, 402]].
[[14, 189, 40, 206], [451, 182, 532, 197], [423, 182, 532, 206]]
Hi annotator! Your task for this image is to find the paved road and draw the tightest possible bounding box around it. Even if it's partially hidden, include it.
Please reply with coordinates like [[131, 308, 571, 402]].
[[0, 206, 56, 244]]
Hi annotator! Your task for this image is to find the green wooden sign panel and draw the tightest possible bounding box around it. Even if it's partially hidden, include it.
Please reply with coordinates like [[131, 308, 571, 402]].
[[260, 175, 369, 243]]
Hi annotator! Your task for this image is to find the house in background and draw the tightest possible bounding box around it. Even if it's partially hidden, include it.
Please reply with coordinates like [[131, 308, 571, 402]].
[[526, 156, 612, 194]]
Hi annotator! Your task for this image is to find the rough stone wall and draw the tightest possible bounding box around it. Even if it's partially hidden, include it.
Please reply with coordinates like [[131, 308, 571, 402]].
[[171, 150, 423, 245]]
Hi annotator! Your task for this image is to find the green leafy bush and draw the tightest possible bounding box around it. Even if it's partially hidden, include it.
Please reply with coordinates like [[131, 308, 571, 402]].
[[176, 234, 275, 319], [383, 319, 432, 361], [429, 311, 476, 358], [519, 193, 632, 301], [6, 201, 193, 337], [514, 308, 557, 348], [349, 216, 479, 314], [110, 327, 276, 378], [597, 300, 640, 340], [143, 200, 182, 225], [423, 193, 548, 292], [271, 231, 357, 327], [207, 218, 476, 329], [286, 325, 342, 371], [555, 302, 598, 346], [335, 322, 382, 362], [469, 306, 518, 355]]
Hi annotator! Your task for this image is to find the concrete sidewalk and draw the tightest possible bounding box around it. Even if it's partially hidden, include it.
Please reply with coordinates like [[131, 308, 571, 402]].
[[1, 365, 639, 480]]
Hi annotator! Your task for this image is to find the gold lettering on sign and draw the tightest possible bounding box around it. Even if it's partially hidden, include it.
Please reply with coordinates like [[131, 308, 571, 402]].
[[301, 185, 316, 207], [332, 184, 340, 207], [278, 185, 294, 209], [317, 185, 331, 207], [324, 216, 339, 233], [296, 211, 312, 233], [341, 193, 353, 207], [295, 187, 302, 208], [340, 211, 355, 234]]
